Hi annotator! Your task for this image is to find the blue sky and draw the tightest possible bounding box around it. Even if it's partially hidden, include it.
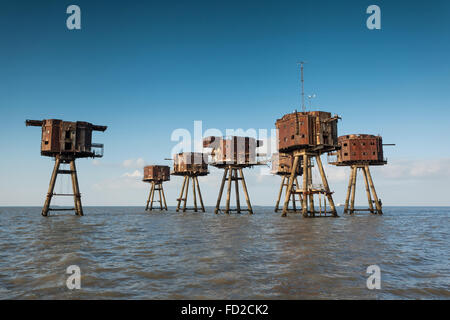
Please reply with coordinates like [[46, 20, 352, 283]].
[[1, 0, 449, 206]]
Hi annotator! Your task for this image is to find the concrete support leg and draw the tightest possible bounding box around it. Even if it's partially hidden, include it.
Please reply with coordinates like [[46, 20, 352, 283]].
[[362, 166, 374, 214], [315, 154, 337, 217], [150, 181, 156, 211], [274, 175, 286, 212], [145, 183, 152, 211], [42, 157, 61, 217], [234, 170, 241, 213], [182, 176, 190, 212], [307, 158, 314, 216], [215, 168, 228, 214], [344, 166, 355, 214], [69, 160, 83, 216], [291, 177, 297, 212], [196, 176, 205, 212], [302, 154, 309, 217], [161, 183, 168, 210], [239, 168, 253, 214], [159, 183, 162, 209], [282, 155, 300, 217], [225, 167, 233, 214], [365, 166, 383, 215], [192, 176, 198, 212], [350, 166, 358, 214], [176, 176, 187, 212]]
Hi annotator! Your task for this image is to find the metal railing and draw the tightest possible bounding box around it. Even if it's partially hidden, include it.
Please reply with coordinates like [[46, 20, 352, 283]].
[[91, 143, 104, 158]]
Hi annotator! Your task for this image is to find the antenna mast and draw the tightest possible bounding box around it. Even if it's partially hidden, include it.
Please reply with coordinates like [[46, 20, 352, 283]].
[[299, 61, 306, 112]]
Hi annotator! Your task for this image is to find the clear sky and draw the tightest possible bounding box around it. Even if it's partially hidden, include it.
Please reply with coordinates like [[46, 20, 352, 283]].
[[1, 0, 449, 206]]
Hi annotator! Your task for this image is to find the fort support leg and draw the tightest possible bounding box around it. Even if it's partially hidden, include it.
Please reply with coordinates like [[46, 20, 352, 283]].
[[365, 166, 383, 215], [158, 183, 163, 210], [69, 162, 80, 215], [215, 168, 228, 214], [176, 176, 187, 212], [150, 181, 156, 211], [308, 158, 315, 216], [362, 166, 374, 214], [161, 183, 168, 210], [69, 160, 83, 216], [195, 176, 205, 212], [344, 166, 355, 214], [274, 175, 286, 212], [192, 177, 198, 212], [234, 169, 241, 213], [42, 157, 61, 216], [302, 154, 309, 217], [296, 177, 302, 212], [291, 182, 297, 212], [318, 193, 322, 214], [225, 167, 233, 214], [315, 154, 337, 217], [350, 167, 358, 214], [282, 155, 299, 217], [350, 166, 358, 214], [292, 176, 299, 212], [146, 183, 153, 211], [182, 176, 190, 212], [239, 168, 253, 214]]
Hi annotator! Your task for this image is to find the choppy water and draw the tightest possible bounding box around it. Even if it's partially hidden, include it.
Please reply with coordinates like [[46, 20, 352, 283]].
[[0, 206, 448, 299]]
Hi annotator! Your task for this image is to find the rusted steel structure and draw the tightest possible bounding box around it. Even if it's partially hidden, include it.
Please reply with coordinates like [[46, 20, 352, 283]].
[[26, 119, 107, 216], [203, 136, 264, 214], [172, 152, 209, 212], [272, 153, 304, 213], [328, 134, 387, 215], [143, 165, 170, 211], [275, 111, 340, 217]]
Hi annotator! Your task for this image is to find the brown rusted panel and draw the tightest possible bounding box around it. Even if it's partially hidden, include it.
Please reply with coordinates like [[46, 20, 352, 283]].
[[143, 165, 170, 182], [26, 120, 44, 127], [334, 134, 386, 166], [173, 152, 209, 175], [61, 121, 77, 153], [76, 121, 92, 153], [203, 136, 263, 166], [275, 111, 339, 152], [41, 119, 61, 153], [271, 152, 303, 175], [27, 119, 107, 159]]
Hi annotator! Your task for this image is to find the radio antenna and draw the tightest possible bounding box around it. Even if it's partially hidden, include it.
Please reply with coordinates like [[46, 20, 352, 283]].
[[298, 61, 306, 112]]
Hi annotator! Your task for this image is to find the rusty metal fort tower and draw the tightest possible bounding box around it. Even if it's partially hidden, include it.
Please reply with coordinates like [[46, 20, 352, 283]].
[[272, 152, 303, 213], [274, 63, 340, 217], [328, 134, 390, 215], [203, 136, 263, 214], [143, 165, 170, 211], [275, 111, 340, 217], [172, 152, 209, 212], [26, 119, 107, 216]]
